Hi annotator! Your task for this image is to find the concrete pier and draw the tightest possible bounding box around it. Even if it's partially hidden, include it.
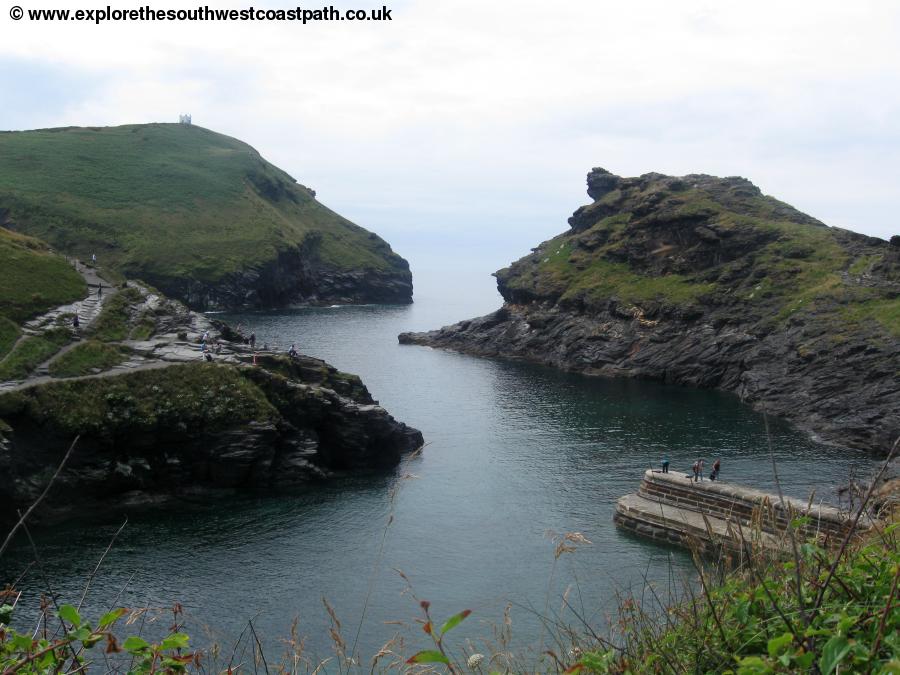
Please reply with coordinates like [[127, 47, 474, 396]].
[[614, 469, 868, 556]]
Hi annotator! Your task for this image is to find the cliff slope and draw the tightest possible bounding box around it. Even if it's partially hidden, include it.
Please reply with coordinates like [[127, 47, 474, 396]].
[[400, 169, 899, 453], [0, 124, 412, 308]]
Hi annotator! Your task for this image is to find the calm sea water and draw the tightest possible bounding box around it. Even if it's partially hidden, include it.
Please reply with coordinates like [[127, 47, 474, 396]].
[[2, 265, 878, 665]]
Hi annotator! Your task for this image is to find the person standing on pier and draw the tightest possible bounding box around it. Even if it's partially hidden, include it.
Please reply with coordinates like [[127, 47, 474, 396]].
[[691, 459, 700, 482], [661, 457, 670, 473], [710, 458, 721, 481]]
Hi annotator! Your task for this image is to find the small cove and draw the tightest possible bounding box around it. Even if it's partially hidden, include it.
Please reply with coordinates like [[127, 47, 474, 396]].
[[2, 272, 878, 661]]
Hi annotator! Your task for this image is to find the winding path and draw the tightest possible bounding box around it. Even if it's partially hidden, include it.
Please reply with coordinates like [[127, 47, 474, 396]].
[[23, 261, 112, 335], [0, 262, 256, 394]]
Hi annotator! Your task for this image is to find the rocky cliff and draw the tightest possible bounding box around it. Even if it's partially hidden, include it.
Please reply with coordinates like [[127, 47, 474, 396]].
[[0, 356, 423, 524], [400, 169, 900, 454], [0, 274, 423, 525]]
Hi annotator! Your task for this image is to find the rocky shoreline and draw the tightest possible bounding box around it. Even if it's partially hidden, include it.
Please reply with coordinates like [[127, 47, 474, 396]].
[[0, 283, 423, 525], [400, 169, 899, 455], [151, 240, 414, 311]]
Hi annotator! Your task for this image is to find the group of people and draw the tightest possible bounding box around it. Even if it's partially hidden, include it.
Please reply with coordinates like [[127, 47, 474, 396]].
[[200, 330, 223, 362], [691, 458, 721, 482], [198, 327, 300, 364], [659, 457, 722, 482]]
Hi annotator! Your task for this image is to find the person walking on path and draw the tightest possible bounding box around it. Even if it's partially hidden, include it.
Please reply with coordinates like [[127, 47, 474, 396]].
[[73, 314, 80, 330], [710, 458, 721, 481], [661, 457, 670, 473], [249, 332, 256, 349], [97, 284, 103, 298]]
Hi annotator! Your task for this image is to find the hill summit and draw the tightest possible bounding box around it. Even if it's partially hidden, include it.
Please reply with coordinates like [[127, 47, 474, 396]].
[[0, 123, 412, 308], [401, 168, 900, 453]]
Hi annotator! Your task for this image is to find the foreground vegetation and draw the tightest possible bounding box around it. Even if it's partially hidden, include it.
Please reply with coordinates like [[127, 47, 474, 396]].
[[2, 458, 897, 673], [578, 525, 900, 674]]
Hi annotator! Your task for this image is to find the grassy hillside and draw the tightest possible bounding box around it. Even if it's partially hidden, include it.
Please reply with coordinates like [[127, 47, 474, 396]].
[[0, 227, 86, 326], [0, 124, 410, 304], [497, 170, 899, 336]]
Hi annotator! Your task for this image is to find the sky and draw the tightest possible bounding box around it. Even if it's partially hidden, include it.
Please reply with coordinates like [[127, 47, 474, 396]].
[[2, 0, 899, 299]]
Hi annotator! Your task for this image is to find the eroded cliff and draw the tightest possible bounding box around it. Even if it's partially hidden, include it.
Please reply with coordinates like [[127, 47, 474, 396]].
[[400, 169, 899, 453]]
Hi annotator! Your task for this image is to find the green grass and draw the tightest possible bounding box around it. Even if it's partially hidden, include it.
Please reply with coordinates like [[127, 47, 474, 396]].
[[88, 286, 143, 342], [0, 317, 20, 361], [0, 227, 86, 322], [564, 259, 714, 306], [48, 340, 128, 378], [0, 124, 409, 295], [0, 362, 277, 436], [841, 297, 900, 338], [129, 309, 157, 340], [848, 253, 884, 275], [498, 181, 898, 340], [0, 327, 71, 381]]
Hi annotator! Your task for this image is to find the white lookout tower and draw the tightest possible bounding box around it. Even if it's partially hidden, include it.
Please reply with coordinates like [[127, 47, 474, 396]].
[[178, 114, 192, 125]]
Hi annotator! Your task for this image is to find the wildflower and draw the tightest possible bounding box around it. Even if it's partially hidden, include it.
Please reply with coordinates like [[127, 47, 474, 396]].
[[467, 653, 484, 670]]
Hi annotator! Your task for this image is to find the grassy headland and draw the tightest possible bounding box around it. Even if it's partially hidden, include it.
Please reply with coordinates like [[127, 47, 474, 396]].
[[498, 171, 898, 336], [0, 123, 411, 306]]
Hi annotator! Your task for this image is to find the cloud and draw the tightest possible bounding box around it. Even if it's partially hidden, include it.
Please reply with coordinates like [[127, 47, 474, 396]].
[[1, 0, 899, 249]]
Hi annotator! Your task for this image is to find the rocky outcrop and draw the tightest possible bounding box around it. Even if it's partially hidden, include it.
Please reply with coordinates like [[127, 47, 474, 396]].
[[145, 236, 414, 311], [0, 283, 423, 525], [400, 169, 899, 455], [0, 357, 423, 525]]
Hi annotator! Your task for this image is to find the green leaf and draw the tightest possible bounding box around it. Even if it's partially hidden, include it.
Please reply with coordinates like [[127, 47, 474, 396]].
[[160, 633, 190, 650], [794, 652, 815, 669], [11, 632, 33, 650], [69, 626, 92, 642], [820, 635, 851, 675], [0, 603, 14, 624], [736, 656, 771, 675], [767, 632, 793, 657], [58, 603, 81, 628], [837, 614, 858, 634], [406, 650, 450, 665], [123, 636, 151, 653], [82, 633, 104, 649], [98, 608, 126, 628], [439, 609, 472, 635]]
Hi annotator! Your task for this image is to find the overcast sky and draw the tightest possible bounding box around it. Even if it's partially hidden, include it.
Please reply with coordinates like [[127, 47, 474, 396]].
[[2, 0, 899, 295]]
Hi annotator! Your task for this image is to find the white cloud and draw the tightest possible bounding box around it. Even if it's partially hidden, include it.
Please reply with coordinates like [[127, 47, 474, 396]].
[[2, 0, 899, 247]]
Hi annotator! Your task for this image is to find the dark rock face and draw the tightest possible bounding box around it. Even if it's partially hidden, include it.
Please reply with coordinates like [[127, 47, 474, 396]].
[[400, 169, 899, 455], [400, 303, 899, 453], [136, 240, 414, 311], [0, 358, 423, 525]]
